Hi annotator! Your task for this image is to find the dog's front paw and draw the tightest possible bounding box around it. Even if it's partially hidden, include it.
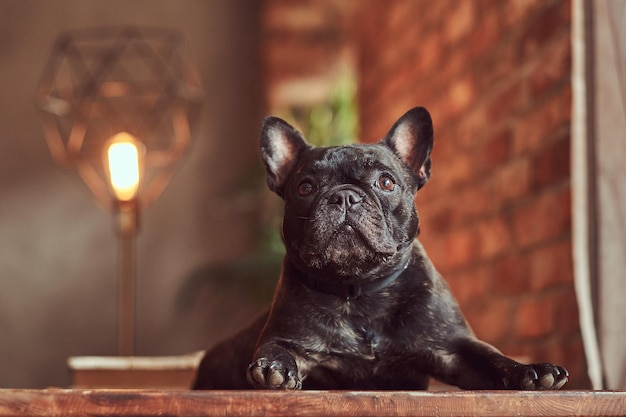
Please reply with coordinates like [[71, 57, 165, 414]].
[[513, 363, 568, 390], [247, 357, 302, 390]]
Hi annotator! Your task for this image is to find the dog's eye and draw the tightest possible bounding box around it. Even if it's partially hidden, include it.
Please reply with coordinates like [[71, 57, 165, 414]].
[[377, 176, 395, 191], [298, 181, 314, 196]]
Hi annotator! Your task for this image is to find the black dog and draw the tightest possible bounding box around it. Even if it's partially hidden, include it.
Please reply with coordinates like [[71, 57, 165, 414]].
[[193, 107, 568, 390]]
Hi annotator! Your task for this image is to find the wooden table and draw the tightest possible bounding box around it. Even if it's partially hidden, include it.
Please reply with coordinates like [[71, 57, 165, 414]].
[[0, 389, 624, 416]]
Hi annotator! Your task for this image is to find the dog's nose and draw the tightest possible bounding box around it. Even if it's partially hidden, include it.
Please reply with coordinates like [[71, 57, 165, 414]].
[[328, 189, 362, 210]]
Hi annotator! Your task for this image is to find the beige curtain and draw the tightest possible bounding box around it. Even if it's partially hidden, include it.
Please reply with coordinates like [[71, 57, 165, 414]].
[[572, 0, 626, 390]]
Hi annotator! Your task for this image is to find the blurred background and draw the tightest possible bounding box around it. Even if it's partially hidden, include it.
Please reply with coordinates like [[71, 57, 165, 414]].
[[0, 0, 624, 390]]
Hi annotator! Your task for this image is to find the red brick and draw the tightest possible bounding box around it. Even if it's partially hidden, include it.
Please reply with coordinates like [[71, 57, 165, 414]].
[[419, 197, 456, 234], [528, 37, 572, 102], [487, 81, 525, 124], [446, 266, 490, 305], [491, 253, 531, 295], [528, 239, 573, 290], [503, 0, 543, 27], [444, 0, 475, 44], [476, 216, 513, 259], [489, 157, 532, 207], [379, 19, 425, 77], [456, 103, 491, 150], [441, 227, 478, 271], [468, 4, 502, 59], [554, 288, 582, 338], [531, 132, 571, 191], [456, 183, 492, 223], [513, 186, 571, 248], [477, 129, 512, 174], [512, 88, 571, 155], [410, 32, 443, 77], [515, 297, 556, 339], [433, 152, 474, 192], [465, 298, 513, 344], [386, 0, 417, 32], [417, 183, 486, 234], [447, 75, 476, 116], [422, 225, 478, 275], [519, 1, 570, 59]]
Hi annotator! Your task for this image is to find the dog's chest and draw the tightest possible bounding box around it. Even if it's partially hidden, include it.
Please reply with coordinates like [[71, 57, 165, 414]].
[[311, 301, 386, 361]]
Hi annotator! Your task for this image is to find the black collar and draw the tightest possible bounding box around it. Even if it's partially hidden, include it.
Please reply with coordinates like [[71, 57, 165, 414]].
[[299, 263, 409, 300]]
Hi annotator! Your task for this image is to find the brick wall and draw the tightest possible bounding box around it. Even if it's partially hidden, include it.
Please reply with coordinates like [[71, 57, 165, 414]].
[[262, 0, 589, 388]]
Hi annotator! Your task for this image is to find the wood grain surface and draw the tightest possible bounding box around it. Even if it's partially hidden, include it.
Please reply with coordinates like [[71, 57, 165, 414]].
[[0, 390, 624, 416]]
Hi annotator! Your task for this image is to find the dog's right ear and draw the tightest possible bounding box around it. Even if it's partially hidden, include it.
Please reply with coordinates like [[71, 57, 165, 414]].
[[381, 107, 434, 190], [260, 117, 311, 198]]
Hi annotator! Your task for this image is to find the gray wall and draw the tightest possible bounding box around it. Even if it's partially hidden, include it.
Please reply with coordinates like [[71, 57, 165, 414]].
[[0, 0, 266, 388]]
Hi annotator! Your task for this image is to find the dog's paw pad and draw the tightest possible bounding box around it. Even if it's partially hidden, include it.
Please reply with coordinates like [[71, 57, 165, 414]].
[[521, 368, 539, 389], [267, 365, 285, 387], [539, 372, 555, 388], [248, 360, 269, 386]]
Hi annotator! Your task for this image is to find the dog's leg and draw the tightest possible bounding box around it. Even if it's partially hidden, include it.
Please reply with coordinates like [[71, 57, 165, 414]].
[[433, 338, 568, 390]]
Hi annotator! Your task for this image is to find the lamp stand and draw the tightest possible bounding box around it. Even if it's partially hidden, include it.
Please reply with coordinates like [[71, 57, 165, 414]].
[[116, 201, 139, 356]]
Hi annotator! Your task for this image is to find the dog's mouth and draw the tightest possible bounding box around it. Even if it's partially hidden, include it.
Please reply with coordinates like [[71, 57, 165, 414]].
[[296, 214, 399, 277], [330, 220, 394, 254]]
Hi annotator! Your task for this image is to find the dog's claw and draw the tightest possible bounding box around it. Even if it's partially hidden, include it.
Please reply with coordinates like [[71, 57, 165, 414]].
[[518, 363, 568, 390]]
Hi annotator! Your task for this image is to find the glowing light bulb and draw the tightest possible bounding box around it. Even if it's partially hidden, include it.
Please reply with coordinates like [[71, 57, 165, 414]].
[[107, 133, 142, 201]]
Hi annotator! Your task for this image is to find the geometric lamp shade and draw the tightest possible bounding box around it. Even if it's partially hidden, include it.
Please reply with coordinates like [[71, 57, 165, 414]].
[[35, 26, 204, 211]]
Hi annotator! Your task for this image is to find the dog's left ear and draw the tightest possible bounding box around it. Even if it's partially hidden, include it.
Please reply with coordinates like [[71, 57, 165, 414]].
[[381, 107, 434, 190]]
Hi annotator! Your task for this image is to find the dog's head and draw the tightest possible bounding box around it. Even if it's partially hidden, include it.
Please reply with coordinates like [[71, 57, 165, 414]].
[[260, 107, 434, 282]]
